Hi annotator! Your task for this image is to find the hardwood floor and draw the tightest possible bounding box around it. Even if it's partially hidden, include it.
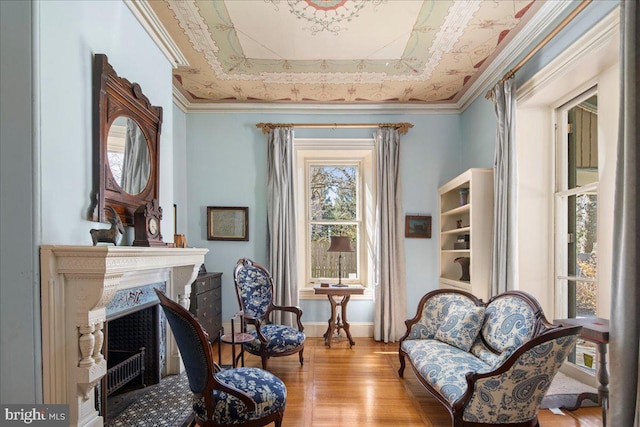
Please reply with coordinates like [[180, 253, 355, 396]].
[[214, 337, 603, 427]]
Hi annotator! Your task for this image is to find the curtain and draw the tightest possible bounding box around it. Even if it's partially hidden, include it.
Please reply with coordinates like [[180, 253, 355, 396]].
[[121, 118, 150, 195], [266, 127, 298, 327], [373, 128, 407, 343], [490, 77, 518, 296], [610, 1, 640, 426]]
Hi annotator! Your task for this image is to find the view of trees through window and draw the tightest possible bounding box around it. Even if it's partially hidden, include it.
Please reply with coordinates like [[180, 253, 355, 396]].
[[561, 93, 598, 371], [573, 193, 597, 316], [309, 165, 358, 280]]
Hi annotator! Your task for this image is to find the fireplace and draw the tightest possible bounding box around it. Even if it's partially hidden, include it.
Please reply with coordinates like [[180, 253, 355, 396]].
[[40, 246, 208, 427]]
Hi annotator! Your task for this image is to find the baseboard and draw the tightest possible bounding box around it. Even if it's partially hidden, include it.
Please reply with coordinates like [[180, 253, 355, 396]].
[[221, 321, 374, 338]]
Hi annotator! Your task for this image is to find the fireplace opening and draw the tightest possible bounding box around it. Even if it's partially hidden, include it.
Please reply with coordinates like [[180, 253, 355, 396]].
[[98, 294, 167, 423]]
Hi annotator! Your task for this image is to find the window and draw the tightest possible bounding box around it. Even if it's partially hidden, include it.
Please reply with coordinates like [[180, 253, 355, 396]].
[[294, 139, 375, 296], [516, 13, 617, 385], [555, 90, 599, 371], [309, 164, 359, 281]]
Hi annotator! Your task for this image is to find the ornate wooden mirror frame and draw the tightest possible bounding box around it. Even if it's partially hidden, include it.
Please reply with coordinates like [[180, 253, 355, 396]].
[[90, 53, 162, 226]]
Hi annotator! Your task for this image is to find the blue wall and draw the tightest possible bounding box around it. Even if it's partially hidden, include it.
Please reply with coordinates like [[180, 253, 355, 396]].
[[173, 107, 189, 235], [185, 112, 462, 322], [461, 97, 496, 170]]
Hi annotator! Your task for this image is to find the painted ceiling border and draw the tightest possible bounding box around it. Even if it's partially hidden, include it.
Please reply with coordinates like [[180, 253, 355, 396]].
[[137, 0, 573, 114]]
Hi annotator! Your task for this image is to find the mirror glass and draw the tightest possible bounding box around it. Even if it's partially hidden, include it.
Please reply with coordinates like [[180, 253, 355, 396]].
[[107, 116, 150, 195]]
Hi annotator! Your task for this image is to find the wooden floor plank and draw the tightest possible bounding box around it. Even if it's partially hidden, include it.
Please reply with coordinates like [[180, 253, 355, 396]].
[[211, 337, 602, 427]]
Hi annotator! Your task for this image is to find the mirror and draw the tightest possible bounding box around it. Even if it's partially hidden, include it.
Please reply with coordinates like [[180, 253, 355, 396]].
[[107, 117, 150, 195], [90, 54, 162, 226]]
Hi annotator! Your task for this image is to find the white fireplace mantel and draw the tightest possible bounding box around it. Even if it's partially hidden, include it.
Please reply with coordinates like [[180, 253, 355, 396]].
[[40, 245, 208, 427]]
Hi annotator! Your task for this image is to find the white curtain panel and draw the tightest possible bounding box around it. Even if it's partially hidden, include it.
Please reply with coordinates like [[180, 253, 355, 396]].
[[610, 1, 640, 425], [373, 128, 407, 343], [490, 77, 518, 296], [266, 127, 299, 327]]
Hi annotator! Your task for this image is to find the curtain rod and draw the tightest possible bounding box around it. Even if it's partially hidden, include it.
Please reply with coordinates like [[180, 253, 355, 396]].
[[256, 122, 414, 135], [485, 0, 592, 100]]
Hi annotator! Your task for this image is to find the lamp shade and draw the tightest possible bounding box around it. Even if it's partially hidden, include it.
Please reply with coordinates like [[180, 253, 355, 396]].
[[327, 236, 354, 253]]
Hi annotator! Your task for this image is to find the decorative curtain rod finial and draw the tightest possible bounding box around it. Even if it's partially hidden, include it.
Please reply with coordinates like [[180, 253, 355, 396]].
[[256, 123, 271, 134], [396, 122, 414, 135]]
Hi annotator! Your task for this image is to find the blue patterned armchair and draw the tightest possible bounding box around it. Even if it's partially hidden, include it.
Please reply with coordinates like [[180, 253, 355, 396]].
[[154, 289, 286, 427], [233, 258, 306, 370], [399, 289, 582, 427]]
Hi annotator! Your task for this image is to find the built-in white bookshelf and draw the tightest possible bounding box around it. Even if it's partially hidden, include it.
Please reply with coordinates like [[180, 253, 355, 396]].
[[438, 168, 494, 302]]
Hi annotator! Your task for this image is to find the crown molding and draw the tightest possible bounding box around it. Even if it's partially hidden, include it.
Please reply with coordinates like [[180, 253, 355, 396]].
[[172, 94, 461, 115], [125, 0, 189, 68], [172, 85, 190, 113], [457, 0, 575, 111]]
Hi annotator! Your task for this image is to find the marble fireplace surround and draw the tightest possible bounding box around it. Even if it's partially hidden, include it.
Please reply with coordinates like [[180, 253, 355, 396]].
[[40, 246, 208, 427]]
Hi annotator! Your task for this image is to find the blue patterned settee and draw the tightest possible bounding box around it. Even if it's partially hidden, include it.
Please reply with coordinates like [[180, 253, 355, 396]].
[[398, 289, 582, 427]]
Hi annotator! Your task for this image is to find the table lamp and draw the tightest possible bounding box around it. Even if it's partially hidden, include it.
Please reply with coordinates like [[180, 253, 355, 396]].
[[327, 236, 354, 286]]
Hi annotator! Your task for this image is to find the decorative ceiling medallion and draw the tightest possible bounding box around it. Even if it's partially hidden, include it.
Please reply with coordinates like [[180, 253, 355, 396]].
[[266, 0, 386, 35], [304, 0, 347, 11]]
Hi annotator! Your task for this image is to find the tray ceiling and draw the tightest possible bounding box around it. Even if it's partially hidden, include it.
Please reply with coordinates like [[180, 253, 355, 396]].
[[147, 0, 541, 106]]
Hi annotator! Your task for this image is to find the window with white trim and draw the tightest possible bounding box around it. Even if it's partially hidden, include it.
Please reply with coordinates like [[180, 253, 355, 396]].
[[555, 88, 598, 371], [294, 139, 375, 294]]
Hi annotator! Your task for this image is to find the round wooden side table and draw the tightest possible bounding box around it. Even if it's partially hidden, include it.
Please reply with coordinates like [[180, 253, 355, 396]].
[[217, 312, 254, 368]]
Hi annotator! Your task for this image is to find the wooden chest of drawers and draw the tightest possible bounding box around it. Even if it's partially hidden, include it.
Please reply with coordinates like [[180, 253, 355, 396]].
[[189, 272, 222, 343]]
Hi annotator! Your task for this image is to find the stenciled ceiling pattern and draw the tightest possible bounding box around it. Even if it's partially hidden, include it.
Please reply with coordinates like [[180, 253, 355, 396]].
[[149, 0, 538, 104]]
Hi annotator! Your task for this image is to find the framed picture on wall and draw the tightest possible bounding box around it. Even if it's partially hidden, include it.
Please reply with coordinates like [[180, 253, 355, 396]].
[[405, 215, 432, 238], [207, 206, 249, 241]]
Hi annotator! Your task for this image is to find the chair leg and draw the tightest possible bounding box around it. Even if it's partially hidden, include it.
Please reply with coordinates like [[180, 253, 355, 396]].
[[298, 349, 304, 366], [261, 354, 268, 370], [274, 410, 284, 427], [398, 352, 406, 377]]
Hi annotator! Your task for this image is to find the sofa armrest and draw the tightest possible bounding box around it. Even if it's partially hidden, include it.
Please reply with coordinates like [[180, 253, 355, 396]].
[[455, 325, 582, 425]]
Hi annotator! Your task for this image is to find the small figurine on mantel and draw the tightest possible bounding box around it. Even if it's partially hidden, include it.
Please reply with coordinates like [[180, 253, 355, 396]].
[[90, 206, 124, 246]]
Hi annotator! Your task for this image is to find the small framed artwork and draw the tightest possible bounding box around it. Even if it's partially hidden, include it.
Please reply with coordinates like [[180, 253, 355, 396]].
[[207, 206, 249, 241], [405, 215, 432, 238]]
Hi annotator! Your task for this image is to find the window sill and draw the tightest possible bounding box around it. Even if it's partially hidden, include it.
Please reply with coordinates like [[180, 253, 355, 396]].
[[299, 286, 374, 301]]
